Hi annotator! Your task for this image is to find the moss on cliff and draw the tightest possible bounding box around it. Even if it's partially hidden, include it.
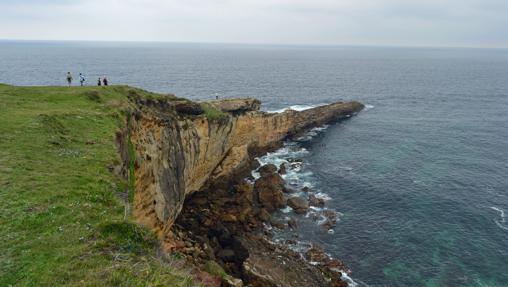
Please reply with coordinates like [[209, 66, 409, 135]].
[[0, 85, 198, 286]]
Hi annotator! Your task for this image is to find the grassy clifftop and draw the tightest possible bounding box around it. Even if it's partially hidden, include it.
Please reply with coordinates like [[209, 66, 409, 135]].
[[0, 85, 197, 286]]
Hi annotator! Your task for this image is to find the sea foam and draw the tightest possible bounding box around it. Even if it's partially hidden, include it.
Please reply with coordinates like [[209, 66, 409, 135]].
[[267, 104, 327, 114], [490, 206, 508, 231]]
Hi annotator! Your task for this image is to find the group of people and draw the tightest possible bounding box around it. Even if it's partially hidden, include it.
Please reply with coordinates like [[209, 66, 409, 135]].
[[66, 72, 109, 87]]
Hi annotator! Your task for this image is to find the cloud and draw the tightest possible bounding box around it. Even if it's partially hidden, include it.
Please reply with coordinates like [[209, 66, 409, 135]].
[[0, 0, 507, 47]]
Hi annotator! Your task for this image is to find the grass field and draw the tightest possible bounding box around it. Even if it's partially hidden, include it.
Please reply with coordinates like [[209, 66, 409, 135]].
[[0, 84, 198, 286]]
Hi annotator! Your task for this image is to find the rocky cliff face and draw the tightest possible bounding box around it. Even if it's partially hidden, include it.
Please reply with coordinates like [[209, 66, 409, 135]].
[[128, 97, 363, 242]]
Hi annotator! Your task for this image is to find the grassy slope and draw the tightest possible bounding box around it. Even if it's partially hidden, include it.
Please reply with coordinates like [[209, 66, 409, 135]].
[[0, 85, 197, 286]]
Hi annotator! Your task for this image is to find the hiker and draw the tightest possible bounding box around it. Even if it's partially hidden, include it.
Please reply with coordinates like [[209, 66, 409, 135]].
[[102, 77, 108, 86], [66, 72, 73, 86], [97, 78, 102, 86], [79, 73, 86, 86]]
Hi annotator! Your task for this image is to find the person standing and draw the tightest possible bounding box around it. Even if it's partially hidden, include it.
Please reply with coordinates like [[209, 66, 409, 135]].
[[66, 72, 73, 87], [102, 76, 108, 86], [79, 73, 86, 86], [97, 78, 102, 86]]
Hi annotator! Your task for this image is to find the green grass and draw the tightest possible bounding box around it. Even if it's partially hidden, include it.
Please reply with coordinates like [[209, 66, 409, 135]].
[[199, 103, 227, 121], [0, 85, 198, 286]]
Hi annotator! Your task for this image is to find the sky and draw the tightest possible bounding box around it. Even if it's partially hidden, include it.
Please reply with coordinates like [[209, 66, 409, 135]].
[[0, 0, 507, 48]]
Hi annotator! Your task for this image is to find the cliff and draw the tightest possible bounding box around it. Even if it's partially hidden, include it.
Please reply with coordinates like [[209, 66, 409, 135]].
[[1, 84, 363, 286], [0, 85, 203, 286], [127, 95, 364, 242]]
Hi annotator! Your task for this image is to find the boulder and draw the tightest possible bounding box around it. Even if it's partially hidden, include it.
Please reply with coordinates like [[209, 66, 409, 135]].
[[325, 259, 348, 271], [278, 163, 287, 175], [254, 173, 286, 211], [308, 194, 325, 207], [258, 164, 278, 177], [305, 246, 328, 263], [323, 210, 338, 221], [287, 197, 309, 214], [322, 219, 336, 230], [223, 275, 244, 287]]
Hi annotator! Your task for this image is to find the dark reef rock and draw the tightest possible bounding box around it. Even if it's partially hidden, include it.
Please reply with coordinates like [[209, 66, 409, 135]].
[[278, 163, 287, 175], [287, 197, 309, 214], [309, 194, 325, 208], [257, 164, 278, 177]]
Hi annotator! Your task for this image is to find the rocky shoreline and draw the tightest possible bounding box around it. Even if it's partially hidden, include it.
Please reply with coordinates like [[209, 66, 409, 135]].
[[174, 160, 352, 287], [123, 93, 364, 286]]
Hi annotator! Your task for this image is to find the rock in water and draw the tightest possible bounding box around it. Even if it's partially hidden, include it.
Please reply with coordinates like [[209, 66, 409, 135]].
[[287, 197, 309, 214], [305, 246, 328, 262], [258, 164, 278, 177], [308, 194, 325, 207], [278, 163, 287, 175]]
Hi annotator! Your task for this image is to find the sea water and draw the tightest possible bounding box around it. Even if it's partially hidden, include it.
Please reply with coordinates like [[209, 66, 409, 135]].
[[1, 41, 507, 286]]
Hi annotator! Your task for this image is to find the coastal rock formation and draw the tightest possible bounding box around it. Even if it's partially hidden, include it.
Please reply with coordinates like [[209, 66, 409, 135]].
[[128, 95, 363, 240], [257, 164, 278, 177], [309, 194, 325, 207], [209, 98, 261, 113], [287, 197, 310, 214], [254, 173, 286, 211], [254, 165, 286, 211], [123, 94, 363, 286]]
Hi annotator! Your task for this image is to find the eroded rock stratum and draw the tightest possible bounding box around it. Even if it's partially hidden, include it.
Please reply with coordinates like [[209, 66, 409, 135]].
[[126, 96, 363, 244]]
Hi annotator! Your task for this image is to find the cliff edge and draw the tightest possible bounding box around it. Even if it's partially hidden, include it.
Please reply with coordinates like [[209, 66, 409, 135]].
[[127, 95, 363, 242], [1, 84, 363, 286]]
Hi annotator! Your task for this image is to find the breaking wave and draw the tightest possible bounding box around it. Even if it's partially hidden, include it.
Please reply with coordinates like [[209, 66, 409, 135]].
[[490, 206, 508, 231], [267, 104, 327, 114]]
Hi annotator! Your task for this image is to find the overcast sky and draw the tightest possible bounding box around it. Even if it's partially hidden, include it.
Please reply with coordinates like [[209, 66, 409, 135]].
[[1, 0, 507, 47]]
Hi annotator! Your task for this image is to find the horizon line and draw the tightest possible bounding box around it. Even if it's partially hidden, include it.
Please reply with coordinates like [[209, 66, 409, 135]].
[[1, 38, 507, 50]]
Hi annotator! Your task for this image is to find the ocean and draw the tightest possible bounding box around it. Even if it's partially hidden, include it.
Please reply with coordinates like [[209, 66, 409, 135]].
[[1, 41, 507, 286]]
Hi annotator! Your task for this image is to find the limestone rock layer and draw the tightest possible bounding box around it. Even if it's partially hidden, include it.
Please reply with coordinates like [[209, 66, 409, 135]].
[[128, 98, 364, 238]]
